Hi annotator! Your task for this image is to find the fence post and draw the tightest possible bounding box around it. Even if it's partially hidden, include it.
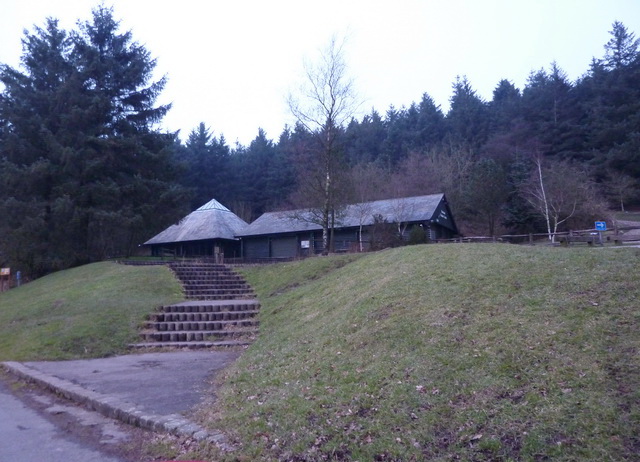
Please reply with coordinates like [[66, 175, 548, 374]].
[[529, 233, 533, 245]]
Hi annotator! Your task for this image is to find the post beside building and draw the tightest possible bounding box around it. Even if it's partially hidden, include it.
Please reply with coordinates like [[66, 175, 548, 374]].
[[0, 268, 10, 292]]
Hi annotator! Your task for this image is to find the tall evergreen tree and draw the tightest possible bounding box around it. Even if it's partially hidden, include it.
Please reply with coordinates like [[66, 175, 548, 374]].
[[462, 158, 509, 236], [379, 105, 408, 170], [489, 79, 522, 134], [344, 109, 386, 165], [446, 76, 490, 148], [178, 122, 230, 209], [502, 154, 541, 234], [574, 22, 640, 176], [267, 130, 296, 207], [230, 128, 277, 218], [0, 7, 186, 276], [603, 21, 640, 70], [521, 63, 581, 158], [415, 93, 446, 149]]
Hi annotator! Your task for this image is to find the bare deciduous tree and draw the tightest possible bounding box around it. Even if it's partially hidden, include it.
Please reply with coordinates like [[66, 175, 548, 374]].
[[287, 35, 360, 253], [520, 157, 606, 242], [389, 198, 416, 238], [390, 146, 475, 234], [346, 163, 390, 251], [603, 170, 639, 212]]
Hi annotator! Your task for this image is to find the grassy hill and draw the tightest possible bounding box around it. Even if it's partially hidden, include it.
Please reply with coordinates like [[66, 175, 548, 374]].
[[0, 246, 637, 460], [0, 262, 184, 361], [193, 244, 639, 461]]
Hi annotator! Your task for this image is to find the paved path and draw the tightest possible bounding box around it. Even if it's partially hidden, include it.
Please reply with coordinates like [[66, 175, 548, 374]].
[[0, 379, 124, 462], [2, 350, 240, 449], [22, 351, 239, 415]]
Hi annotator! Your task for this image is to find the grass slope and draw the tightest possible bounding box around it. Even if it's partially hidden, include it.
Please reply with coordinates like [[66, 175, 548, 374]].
[[196, 245, 639, 461], [0, 262, 184, 361]]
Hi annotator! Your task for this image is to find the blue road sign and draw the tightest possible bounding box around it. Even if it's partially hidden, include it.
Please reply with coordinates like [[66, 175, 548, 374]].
[[595, 221, 607, 231]]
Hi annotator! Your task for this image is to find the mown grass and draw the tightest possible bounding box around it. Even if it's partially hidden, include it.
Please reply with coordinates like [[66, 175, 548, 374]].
[[0, 262, 184, 361], [193, 245, 639, 461]]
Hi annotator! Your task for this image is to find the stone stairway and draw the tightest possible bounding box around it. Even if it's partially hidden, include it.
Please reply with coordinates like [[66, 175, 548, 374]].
[[129, 261, 260, 349]]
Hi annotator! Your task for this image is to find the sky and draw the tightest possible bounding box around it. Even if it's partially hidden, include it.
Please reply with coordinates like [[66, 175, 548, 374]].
[[1, 0, 640, 146]]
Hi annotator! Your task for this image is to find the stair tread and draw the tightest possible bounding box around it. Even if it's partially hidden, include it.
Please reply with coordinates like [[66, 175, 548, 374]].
[[166, 299, 260, 307], [152, 309, 260, 317], [147, 327, 258, 334], [128, 340, 252, 348], [146, 319, 259, 328], [185, 296, 255, 300]]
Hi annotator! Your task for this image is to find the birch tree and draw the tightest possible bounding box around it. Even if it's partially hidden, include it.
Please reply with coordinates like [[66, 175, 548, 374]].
[[520, 157, 602, 242], [288, 36, 360, 253]]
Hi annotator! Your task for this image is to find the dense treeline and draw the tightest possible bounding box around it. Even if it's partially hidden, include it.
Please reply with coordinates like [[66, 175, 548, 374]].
[[181, 21, 639, 233], [1, 9, 639, 276]]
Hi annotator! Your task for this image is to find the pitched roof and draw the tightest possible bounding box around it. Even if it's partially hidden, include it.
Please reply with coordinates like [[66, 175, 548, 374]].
[[238, 194, 447, 237], [144, 199, 249, 245]]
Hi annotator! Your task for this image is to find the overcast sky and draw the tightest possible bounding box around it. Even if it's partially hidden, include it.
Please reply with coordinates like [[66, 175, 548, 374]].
[[1, 0, 640, 146]]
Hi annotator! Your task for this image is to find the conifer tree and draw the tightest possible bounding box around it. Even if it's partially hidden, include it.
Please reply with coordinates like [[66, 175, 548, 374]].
[[446, 76, 490, 148], [0, 7, 186, 276], [604, 21, 640, 70]]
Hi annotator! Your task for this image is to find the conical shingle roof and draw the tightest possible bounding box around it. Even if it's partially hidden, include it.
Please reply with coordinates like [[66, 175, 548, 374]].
[[144, 199, 248, 245]]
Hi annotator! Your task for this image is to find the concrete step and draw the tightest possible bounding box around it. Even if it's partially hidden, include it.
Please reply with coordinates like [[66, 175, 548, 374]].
[[145, 318, 259, 331], [141, 328, 258, 342], [172, 269, 241, 275], [176, 277, 242, 283], [183, 282, 250, 290], [183, 289, 252, 297], [158, 300, 260, 313], [183, 286, 253, 292], [169, 263, 227, 268], [172, 265, 238, 269], [152, 310, 259, 323], [186, 294, 255, 301], [184, 289, 255, 297], [178, 277, 244, 283], [128, 340, 253, 349]]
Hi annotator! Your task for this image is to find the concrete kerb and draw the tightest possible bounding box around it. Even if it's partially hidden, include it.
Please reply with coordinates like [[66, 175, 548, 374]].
[[1, 361, 234, 451]]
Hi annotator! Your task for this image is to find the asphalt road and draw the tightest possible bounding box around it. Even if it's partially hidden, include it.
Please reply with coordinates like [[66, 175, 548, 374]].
[[0, 378, 126, 462]]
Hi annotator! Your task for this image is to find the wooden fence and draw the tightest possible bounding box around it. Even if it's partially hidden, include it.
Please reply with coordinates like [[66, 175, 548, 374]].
[[435, 225, 639, 246]]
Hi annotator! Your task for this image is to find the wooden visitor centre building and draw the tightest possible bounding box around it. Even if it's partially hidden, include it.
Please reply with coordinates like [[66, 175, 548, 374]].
[[144, 194, 458, 260]]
